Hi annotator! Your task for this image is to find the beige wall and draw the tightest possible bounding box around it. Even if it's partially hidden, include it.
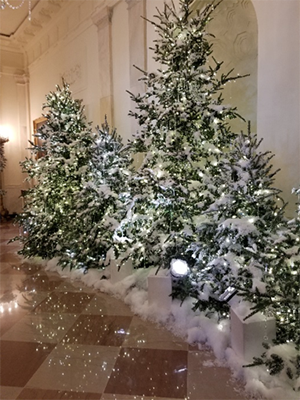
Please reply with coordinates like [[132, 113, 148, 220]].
[[0, 0, 299, 217], [0, 43, 30, 213], [28, 2, 102, 128]]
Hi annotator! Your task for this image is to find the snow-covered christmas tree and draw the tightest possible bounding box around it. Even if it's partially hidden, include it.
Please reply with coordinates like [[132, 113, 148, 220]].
[[57, 119, 132, 271], [113, 0, 246, 269], [0, 136, 8, 174], [0, 136, 9, 219], [239, 188, 300, 388], [264, 194, 300, 349], [13, 81, 96, 260], [186, 126, 286, 316]]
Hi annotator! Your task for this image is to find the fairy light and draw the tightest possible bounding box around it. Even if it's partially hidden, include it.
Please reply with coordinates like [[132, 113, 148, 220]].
[[0, 301, 18, 314], [0, 0, 32, 20]]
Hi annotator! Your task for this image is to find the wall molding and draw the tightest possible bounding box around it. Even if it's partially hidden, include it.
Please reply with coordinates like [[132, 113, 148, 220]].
[[92, 6, 114, 30], [61, 64, 82, 86], [125, 0, 143, 11]]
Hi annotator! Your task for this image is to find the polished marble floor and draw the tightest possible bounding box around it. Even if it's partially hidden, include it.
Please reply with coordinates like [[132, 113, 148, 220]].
[[0, 221, 248, 400]]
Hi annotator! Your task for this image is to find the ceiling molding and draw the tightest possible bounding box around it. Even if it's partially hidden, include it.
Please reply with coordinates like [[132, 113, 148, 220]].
[[0, 36, 21, 52], [10, 0, 66, 47], [0, 65, 26, 77]]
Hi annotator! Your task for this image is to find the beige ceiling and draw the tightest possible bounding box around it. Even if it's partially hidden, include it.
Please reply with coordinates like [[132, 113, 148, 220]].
[[0, 0, 39, 37]]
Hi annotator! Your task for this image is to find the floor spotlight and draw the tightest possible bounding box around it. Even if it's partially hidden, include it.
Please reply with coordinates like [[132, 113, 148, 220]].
[[170, 258, 190, 279]]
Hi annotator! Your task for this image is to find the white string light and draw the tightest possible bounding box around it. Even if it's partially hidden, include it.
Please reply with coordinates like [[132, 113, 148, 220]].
[[2, 0, 25, 9]]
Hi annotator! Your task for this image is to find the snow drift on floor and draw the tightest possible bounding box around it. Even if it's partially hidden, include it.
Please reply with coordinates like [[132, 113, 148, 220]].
[[43, 258, 298, 400]]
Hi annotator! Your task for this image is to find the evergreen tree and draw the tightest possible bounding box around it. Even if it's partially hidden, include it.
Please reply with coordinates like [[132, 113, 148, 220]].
[[13, 81, 96, 260], [58, 120, 132, 271], [187, 127, 286, 316], [240, 190, 300, 388], [0, 136, 8, 198], [113, 0, 245, 269], [243, 217, 299, 347], [267, 194, 300, 348], [0, 136, 9, 219], [0, 136, 8, 174]]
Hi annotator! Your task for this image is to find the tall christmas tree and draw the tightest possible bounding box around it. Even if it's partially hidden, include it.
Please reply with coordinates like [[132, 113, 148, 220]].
[[113, 0, 246, 269], [268, 188, 300, 346], [186, 126, 286, 316], [239, 189, 300, 387], [13, 81, 96, 260], [260, 190, 300, 348], [57, 120, 132, 271]]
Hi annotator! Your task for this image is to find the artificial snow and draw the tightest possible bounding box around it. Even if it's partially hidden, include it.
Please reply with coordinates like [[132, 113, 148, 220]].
[[42, 257, 299, 400], [221, 217, 258, 236]]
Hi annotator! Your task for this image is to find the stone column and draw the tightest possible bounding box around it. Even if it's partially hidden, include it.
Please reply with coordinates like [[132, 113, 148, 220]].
[[14, 74, 31, 162], [252, 0, 300, 216], [126, 0, 147, 166], [126, 0, 147, 93], [92, 6, 114, 125], [0, 137, 9, 218]]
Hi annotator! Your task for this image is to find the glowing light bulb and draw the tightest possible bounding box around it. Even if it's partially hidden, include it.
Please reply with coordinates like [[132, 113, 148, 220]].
[[170, 258, 189, 278]]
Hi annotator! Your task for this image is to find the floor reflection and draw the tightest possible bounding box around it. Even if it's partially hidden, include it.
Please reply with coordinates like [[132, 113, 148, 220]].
[[0, 222, 247, 400]]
